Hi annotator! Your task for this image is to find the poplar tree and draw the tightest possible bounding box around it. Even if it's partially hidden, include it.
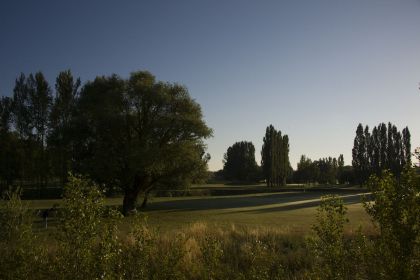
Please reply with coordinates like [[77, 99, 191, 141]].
[[49, 70, 81, 184], [261, 125, 275, 187], [337, 154, 345, 184], [387, 123, 396, 171], [371, 127, 380, 175], [402, 127, 411, 167], [352, 124, 366, 184], [29, 72, 52, 147], [28, 72, 53, 187], [365, 125, 373, 175], [12, 73, 31, 139], [281, 135, 290, 186], [261, 125, 290, 187]]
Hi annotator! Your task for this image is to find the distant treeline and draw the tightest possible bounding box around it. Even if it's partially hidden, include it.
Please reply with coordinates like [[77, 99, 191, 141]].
[[293, 154, 353, 185], [220, 123, 411, 186], [222, 125, 291, 186]]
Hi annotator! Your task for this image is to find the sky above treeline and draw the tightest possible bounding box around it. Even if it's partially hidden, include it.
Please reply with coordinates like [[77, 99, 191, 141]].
[[1, 0, 420, 171]]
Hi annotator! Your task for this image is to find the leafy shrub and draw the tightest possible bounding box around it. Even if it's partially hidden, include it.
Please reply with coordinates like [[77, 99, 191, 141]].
[[51, 174, 123, 279], [0, 188, 47, 279], [364, 169, 420, 279], [309, 195, 351, 279], [310, 168, 420, 280]]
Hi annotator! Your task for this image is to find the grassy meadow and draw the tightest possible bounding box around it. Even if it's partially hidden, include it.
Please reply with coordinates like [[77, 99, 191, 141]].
[[2, 178, 418, 280], [22, 184, 374, 235]]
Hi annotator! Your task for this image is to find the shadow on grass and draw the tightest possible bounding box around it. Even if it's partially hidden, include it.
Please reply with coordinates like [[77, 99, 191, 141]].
[[225, 193, 367, 215], [144, 191, 370, 213]]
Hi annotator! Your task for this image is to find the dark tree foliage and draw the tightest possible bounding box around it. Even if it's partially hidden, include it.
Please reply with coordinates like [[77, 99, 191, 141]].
[[261, 125, 290, 187], [48, 70, 81, 185], [352, 124, 368, 184], [379, 123, 388, 172], [371, 126, 380, 175], [0, 97, 12, 133], [0, 97, 20, 189], [1, 71, 212, 212], [73, 71, 212, 214], [1, 71, 83, 191], [8, 73, 53, 188], [352, 122, 411, 184], [316, 157, 338, 184], [12, 73, 32, 139], [402, 127, 411, 167], [338, 165, 355, 185], [28, 72, 53, 147], [29, 73, 53, 186], [294, 155, 318, 184], [294, 154, 345, 185], [337, 154, 345, 184], [223, 141, 260, 182]]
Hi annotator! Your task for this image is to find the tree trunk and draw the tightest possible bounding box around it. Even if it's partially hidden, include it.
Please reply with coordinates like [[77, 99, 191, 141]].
[[122, 176, 142, 216], [140, 187, 153, 208]]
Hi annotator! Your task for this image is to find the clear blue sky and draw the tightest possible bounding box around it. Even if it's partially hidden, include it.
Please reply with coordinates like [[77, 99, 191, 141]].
[[1, 0, 420, 171]]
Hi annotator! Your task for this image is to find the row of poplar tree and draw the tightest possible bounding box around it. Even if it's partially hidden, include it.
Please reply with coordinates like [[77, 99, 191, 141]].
[[352, 123, 411, 183], [222, 125, 291, 186], [0, 71, 80, 189]]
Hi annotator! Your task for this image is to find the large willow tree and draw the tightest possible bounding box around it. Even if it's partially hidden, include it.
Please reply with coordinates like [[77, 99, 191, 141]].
[[74, 71, 212, 215]]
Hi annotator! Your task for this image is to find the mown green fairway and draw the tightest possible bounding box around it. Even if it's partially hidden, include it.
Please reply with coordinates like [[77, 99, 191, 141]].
[[19, 188, 375, 235], [142, 190, 373, 233]]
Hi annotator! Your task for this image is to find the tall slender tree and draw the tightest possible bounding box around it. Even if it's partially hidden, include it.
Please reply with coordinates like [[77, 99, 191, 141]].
[[281, 135, 290, 186], [365, 125, 373, 175], [27, 72, 53, 187], [387, 123, 396, 171], [352, 124, 366, 184], [371, 127, 380, 175], [261, 125, 275, 187], [402, 127, 411, 167], [337, 154, 345, 184], [11, 74, 36, 183], [12, 73, 31, 139], [261, 125, 290, 187], [28, 72, 53, 146], [379, 123, 388, 170], [49, 70, 81, 184]]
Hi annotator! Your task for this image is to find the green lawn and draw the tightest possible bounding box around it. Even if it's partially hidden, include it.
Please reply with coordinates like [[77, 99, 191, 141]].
[[142, 190, 373, 233], [16, 188, 375, 235]]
